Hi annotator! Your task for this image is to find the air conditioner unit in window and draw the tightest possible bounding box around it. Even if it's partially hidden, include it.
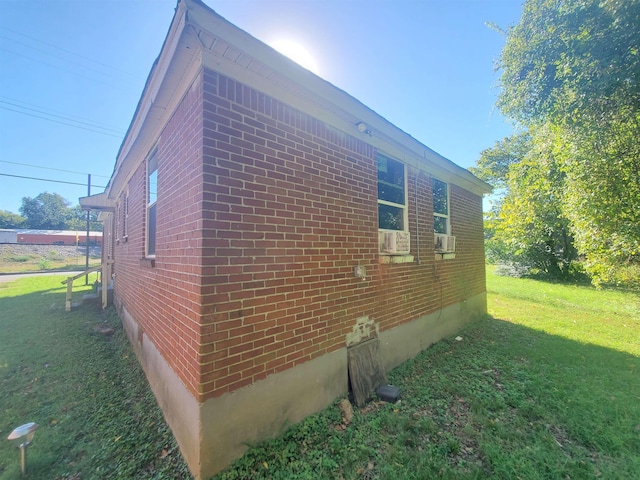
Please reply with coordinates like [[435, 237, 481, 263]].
[[435, 234, 456, 253], [379, 230, 411, 255]]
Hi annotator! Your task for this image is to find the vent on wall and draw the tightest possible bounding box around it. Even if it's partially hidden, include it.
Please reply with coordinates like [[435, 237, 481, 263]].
[[434, 234, 456, 253], [379, 230, 411, 255]]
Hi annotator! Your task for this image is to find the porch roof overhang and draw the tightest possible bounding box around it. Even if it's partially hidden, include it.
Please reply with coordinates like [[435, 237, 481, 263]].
[[79, 192, 115, 212]]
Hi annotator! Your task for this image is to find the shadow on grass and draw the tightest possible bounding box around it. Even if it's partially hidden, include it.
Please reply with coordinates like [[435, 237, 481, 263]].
[[2, 277, 639, 480], [217, 315, 640, 480], [0, 277, 190, 480], [380, 315, 640, 480]]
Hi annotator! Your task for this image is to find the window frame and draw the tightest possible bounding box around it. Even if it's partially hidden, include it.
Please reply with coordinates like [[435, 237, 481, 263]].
[[122, 189, 129, 241], [146, 151, 158, 258], [115, 201, 120, 243], [377, 153, 408, 233], [432, 177, 450, 235]]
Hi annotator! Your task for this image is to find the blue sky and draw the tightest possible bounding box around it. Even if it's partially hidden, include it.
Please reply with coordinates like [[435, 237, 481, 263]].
[[0, 0, 522, 214]]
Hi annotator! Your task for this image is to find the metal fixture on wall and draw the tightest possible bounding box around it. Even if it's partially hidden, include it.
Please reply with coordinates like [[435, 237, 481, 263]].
[[356, 122, 372, 135]]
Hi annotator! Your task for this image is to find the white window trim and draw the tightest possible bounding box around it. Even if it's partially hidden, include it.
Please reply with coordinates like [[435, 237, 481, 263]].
[[122, 189, 129, 241], [433, 177, 450, 235], [115, 202, 120, 243], [377, 153, 409, 233], [146, 151, 158, 258]]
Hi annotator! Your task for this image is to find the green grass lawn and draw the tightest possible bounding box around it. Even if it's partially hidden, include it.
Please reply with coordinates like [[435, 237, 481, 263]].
[[1, 271, 638, 479], [0, 276, 189, 479]]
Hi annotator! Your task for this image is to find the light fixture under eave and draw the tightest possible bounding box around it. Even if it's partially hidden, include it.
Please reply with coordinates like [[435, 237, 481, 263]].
[[355, 122, 372, 136]]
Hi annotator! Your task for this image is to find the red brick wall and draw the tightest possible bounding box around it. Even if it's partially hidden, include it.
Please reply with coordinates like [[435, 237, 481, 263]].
[[111, 68, 486, 403], [197, 69, 486, 401], [113, 71, 206, 397]]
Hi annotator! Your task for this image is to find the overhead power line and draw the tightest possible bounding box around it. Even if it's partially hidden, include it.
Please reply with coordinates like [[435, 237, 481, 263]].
[[0, 160, 111, 179], [0, 26, 136, 78], [0, 100, 124, 135], [0, 46, 131, 93], [0, 173, 106, 189], [0, 105, 123, 138]]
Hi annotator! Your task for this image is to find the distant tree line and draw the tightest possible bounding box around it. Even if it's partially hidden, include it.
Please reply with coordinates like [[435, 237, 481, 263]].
[[0, 192, 101, 231], [472, 0, 639, 287]]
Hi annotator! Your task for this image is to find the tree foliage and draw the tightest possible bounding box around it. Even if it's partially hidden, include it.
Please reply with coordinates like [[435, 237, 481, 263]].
[[0, 210, 25, 229], [498, 0, 640, 124], [471, 131, 531, 192], [20, 192, 72, 229], [68, 206, 102, 231], [488, 0, 640, 285], [17, 192, 101, 231], [475, 127, 577, 278]]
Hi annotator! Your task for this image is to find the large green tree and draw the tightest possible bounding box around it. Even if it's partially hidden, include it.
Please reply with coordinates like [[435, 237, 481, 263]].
[[19, 192, 73, 230], [18, 193, 102, 231], [493, 0, 640, 284], [474, 127, 577, 277]]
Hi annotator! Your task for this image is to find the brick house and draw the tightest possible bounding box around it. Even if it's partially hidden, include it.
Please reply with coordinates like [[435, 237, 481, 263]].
[[81, 0, 491, 478]]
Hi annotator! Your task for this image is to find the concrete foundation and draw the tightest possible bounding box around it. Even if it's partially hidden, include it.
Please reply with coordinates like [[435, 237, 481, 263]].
[[116, 291, 486, 479]]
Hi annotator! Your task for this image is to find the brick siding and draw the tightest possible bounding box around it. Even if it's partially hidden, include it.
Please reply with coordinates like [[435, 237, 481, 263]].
[[113, 71, 206, 396], [112, 68, 486, 403]]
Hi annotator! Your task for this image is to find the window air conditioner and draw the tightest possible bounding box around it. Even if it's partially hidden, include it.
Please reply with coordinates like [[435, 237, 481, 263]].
[[435, 234, 456, 253], [379, 230, 411, 255]]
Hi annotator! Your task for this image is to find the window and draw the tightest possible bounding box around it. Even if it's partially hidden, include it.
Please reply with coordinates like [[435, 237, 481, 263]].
[[122, 190, 129, 240], [115, 202, 120, 242], [146, 152, 158, 257], [107, 213, 114, 259], [432, 178, 449, 234], [377, 153, 407, 231]]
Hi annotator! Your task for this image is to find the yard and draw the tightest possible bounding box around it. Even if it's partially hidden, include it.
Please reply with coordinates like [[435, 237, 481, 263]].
[[0, 270, 638, 479], [0, 245, 101, 274]]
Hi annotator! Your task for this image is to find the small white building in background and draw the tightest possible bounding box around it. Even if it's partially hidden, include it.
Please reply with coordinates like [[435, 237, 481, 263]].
[[0, 229, 18, 243]]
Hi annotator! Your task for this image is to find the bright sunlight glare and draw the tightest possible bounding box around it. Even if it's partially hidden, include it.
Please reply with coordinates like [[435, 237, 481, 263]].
[[269, 39, 320, 75]]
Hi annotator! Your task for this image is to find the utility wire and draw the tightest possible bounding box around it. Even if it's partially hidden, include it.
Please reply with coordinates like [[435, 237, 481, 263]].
[[0, 160, 111, 179], [0, 100, 124, 135], [0, 96, 123, 135], [0, 36, 127, 81], [0, 173, 106, 189], [0, 47, 131, 93], [0, 26, 136, 78], [0, 105, 123, 138]]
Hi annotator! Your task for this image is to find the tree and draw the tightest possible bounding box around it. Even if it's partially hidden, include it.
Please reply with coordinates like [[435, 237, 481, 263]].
[[493, 0, 640, 284], [19, 192, 73, 229], [471, 131, 531, 192], [68, 206, 102, 231], [474, 127, 577, 277], [0, 210, 25, 228], [497, 0, 640, 125]]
